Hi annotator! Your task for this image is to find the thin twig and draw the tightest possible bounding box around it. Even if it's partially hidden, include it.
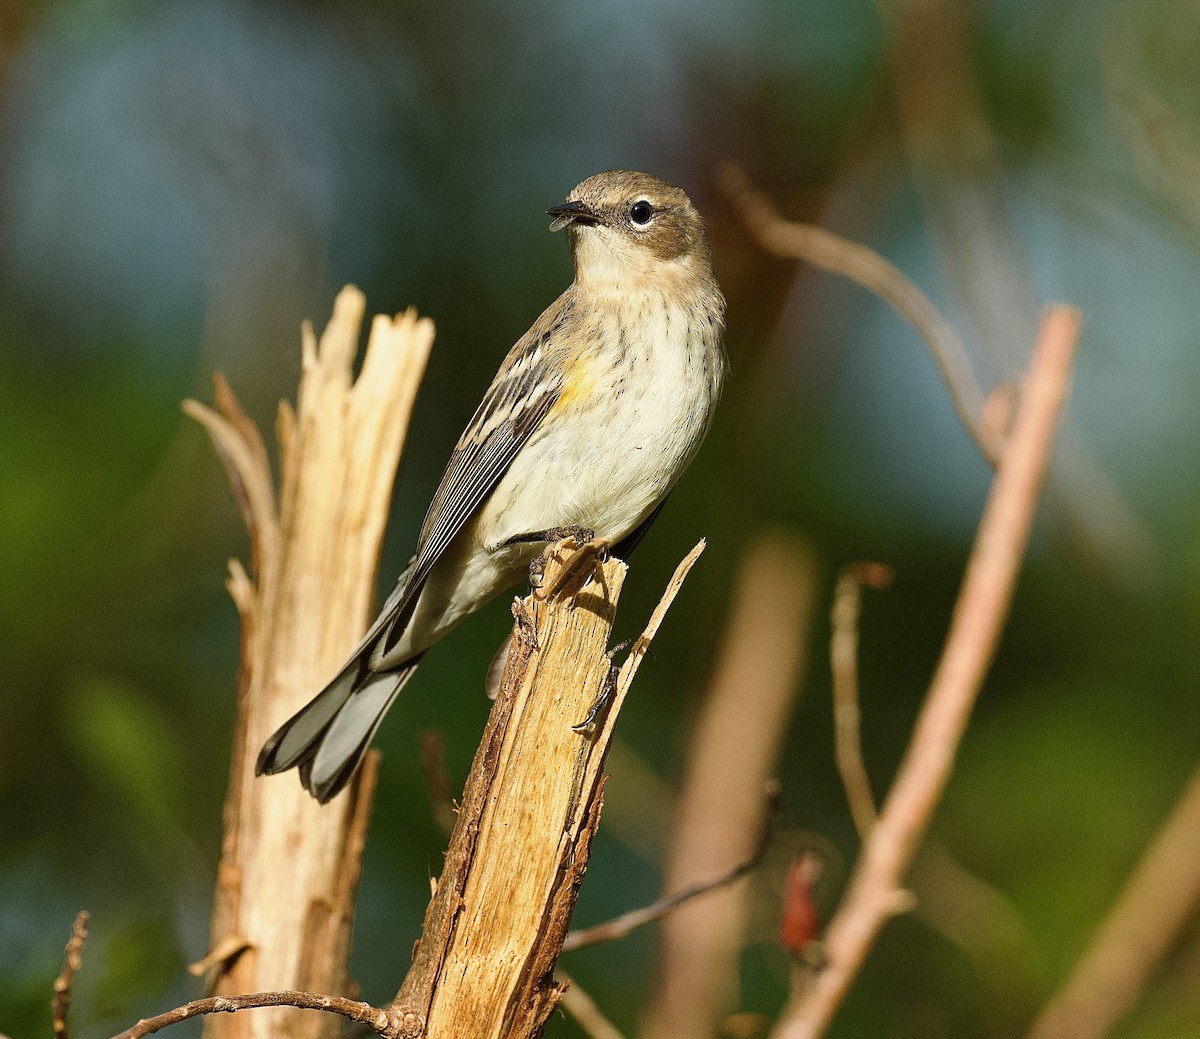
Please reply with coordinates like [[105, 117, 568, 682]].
[[830, 563, 893, 838], [53, 911, 90, 1039], [106, 991, 417, 1039], [563, 785, 780, 953], [1025, 761, 1200, 1039], [772, 305, 1081, 1039], [718, 164, 1003, 467], [554, 973, 630, 1039]]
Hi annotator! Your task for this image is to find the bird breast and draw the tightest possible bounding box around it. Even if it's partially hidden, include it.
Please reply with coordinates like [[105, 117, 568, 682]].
[[478, 290, 724, 549]]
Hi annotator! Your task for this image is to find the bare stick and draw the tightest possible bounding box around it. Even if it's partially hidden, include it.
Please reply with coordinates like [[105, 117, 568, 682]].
[[718, 164, 1003, 467], [773, 305, 1081, 1039], [562, 785, 778, 953], [1025, 762, 1200, 1039], [830, 563, 893, 837], [645, 532, 819, 1039], [53, 911, 90, 1039], [106, 991, 417, 1039]]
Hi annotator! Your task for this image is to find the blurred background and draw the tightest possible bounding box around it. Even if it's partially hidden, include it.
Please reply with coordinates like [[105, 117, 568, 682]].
[[3, 0, 1199, 1036]]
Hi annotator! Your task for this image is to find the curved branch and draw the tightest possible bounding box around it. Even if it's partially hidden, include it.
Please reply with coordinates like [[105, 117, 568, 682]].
[[830, 563, 893, 837], [718, 164, 1004, 467], [107, 991, 419, 1039]]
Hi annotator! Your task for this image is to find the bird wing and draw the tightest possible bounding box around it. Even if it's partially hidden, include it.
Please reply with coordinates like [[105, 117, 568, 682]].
[[375, 300, 572, 656]]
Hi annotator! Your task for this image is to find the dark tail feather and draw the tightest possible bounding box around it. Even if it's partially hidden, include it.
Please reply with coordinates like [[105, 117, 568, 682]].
[[257, 655, 421, 803], [256, 660, 360, 776], [302, 662, 420, 802]]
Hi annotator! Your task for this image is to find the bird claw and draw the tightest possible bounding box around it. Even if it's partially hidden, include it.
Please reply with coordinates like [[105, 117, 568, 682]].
[[543, 524, 595, 547], [502, 524, 595, 549], [606, 639, 631, 664], [528, 554, 549, 590], [572, 665, 618, 733]]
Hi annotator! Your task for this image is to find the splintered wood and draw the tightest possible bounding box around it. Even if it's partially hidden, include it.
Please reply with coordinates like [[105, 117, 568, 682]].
[[186, 287, 434, 1039], [394, 540, 705, 1039]]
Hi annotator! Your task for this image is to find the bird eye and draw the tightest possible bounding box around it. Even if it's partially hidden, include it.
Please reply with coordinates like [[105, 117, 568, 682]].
[[630, 200, 654, 226]]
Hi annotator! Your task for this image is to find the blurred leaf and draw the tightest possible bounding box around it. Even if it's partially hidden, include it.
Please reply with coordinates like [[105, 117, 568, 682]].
[[939, 678, 1189, 974], [63, 675, 188, 869], [92, 915, 182, 1022]]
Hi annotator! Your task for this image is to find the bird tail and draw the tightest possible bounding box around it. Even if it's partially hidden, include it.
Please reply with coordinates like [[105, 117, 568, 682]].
[[256, 654, 421, 804]]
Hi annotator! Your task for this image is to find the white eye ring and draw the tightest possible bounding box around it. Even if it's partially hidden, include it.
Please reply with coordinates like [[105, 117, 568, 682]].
[[630, 199, 654, 226]]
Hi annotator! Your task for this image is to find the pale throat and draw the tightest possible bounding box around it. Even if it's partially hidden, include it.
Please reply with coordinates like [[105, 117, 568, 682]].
[[570, 228, 702, 302]]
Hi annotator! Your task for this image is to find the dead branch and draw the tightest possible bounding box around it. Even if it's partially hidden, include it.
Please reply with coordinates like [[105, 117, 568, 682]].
[[718, 164, 1004, 467], [644, 531, 819, 1039], [772, 305, 1081, 1038], [722, 163, 1155, 590], [562, 785, 778, 954], [53, 914, 410, 1039], [186, 287, 433, 1039], [106, 991, 413, 1039], [52, 911, 89, 1039], [1025, 762, 1200, 1039], [390, 539, 705, 1039]]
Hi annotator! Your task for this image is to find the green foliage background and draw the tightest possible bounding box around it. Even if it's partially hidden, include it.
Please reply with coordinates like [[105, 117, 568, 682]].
[[2, 1, 1199, 1036]]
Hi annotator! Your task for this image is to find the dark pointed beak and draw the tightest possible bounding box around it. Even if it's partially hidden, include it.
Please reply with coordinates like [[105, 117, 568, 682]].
[[547, 200, 600, 232]]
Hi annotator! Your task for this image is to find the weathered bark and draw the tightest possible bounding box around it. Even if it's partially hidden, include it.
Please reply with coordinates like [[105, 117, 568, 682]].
[[392, 540, 705, 1039]]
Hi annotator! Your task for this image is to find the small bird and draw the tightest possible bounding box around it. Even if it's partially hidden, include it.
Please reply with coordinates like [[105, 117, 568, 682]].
[[257, 170, 727, 802]]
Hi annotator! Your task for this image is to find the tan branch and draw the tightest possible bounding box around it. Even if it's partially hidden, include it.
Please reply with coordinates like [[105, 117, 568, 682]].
[[830, 563, 893, 837], [187, 287, 433, 1039], [645, 531, 819, 1039], [53, 911, 89, 1039], [1025, 762, 1200, 1039], [391, 538, 705, 1039], [773, 305, 1081, 1039]]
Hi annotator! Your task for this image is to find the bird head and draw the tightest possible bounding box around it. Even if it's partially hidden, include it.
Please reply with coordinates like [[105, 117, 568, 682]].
[[548, 170, 714, 292]]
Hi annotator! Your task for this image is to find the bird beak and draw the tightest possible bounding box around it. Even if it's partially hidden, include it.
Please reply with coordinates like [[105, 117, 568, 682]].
[[547, 200, 600, 232]]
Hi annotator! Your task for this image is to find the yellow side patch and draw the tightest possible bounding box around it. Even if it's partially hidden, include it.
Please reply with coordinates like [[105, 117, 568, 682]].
[[551, 355, 598, 414]]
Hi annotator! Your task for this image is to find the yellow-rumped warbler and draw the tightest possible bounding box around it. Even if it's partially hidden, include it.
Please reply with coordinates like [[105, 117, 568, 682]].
[[257, 170, 727, 802]]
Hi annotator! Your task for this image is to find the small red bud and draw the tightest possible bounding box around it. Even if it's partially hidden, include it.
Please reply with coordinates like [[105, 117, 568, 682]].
[[778, 854, 823, 954]]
